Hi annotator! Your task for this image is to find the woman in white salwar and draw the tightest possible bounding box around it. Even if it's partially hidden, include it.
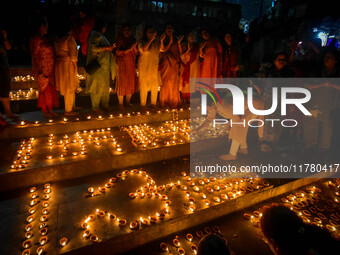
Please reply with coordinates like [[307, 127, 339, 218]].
[[138, 26, 160, 107], [54, 24, 79, 116]]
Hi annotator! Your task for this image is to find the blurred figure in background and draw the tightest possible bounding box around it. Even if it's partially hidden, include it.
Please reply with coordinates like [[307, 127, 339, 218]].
[[115, 25, 138, 109], [222, 31, 241, 78], [138, 26, 160, 107], [0, 27, 20, 127], [303, 49, 340, 154], [54, 22, 79, 116], [30, 17, 59, 118]]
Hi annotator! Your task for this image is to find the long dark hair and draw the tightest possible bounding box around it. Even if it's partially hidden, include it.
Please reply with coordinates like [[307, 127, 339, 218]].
[[142, 25, 154, 43], [29, 16, 47, 36], [93, 18, 107, 33]]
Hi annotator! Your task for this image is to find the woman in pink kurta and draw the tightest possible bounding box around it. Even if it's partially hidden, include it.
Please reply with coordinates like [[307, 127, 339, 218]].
[[115, 25, 138, 108], [159, 24, 180, 107], [30, 18, 59, 118], [200, 29, 223, 79]]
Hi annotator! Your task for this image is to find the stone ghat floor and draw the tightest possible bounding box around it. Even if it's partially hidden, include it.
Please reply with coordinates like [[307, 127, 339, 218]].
[[0, 157, 272, 255], [124, 178, 340, 255]]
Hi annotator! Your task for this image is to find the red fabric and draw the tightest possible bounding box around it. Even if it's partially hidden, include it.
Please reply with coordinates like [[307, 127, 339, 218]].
[[30, 35, 59, 111], [37, 84, 59, 112], [115, 36, 138, 96], [200, 39, 222, 78], [181, 45, 199, 88], [79, 17, 95, 55], [181, 92, 190, 100], [222, 44, 238, 78]]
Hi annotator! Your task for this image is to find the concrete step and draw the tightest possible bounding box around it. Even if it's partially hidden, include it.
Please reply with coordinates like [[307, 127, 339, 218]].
[[0, 107, 191, 140]]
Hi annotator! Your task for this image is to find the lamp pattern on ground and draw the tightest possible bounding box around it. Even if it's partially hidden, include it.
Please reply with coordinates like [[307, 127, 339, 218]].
[[9, 114, 228, 171], [80, 168, 267, 245], [9, 128, 123, 170], [243, 179, 340, 240], [10, 74, 85, 101], [22, 183, 53, 255]]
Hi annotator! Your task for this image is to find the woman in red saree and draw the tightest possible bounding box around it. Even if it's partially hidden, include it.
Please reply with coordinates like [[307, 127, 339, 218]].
[[199, 29, 223, 79], [159, 24, 180, 107], [115, 25, 138, 109], [179, 31, 200, 102], [30, 17, 59, 118]]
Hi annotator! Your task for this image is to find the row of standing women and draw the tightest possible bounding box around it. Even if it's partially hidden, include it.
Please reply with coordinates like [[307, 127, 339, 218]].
[[28, 18, 243, 117], [84, 21, 240, 113]]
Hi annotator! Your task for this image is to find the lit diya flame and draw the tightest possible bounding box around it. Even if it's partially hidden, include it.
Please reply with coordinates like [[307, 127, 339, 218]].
[[27, 215, 34, 223], [22, 249, 30, 255], [186, 233, 193, 241], [149, 216, 157, 223], [118, 218, 127, 226], [205, 199, 211, 206], [30, 199, 37, 206], [140, 217, 150, 225], [39, 236, 48, 245], [28, 207, 36, 214], [191, 244, 198, 254], [42, 201, 49, 208], [129, 220, 139, 230], [213, 197, 221, 203], [173, 238, 180, 247], [90, 235, 98, 242], [181, 185, 187, 190], [40, 228, 48, 236], [42, 208, 49, 215], [25, 231, 32, 239], [160, 243, 168, 251], [178, 248, 185, 255], [36, 246, 45, 255], [221, 194, 228, 200], [44, 188, 51, 194], [39, 222, 47, 229], [25, 224, 32, 232], [22, 240, 32, 248], [83, 229, 91, 238], [200, 193, 207, 199], [60, 237, 68, 247], [97, 210, 105, 217], [43, 194, 49, 200], [40, 215, 48, 222], [88, 187, 94, 194], [29, 187, 36, 193]]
